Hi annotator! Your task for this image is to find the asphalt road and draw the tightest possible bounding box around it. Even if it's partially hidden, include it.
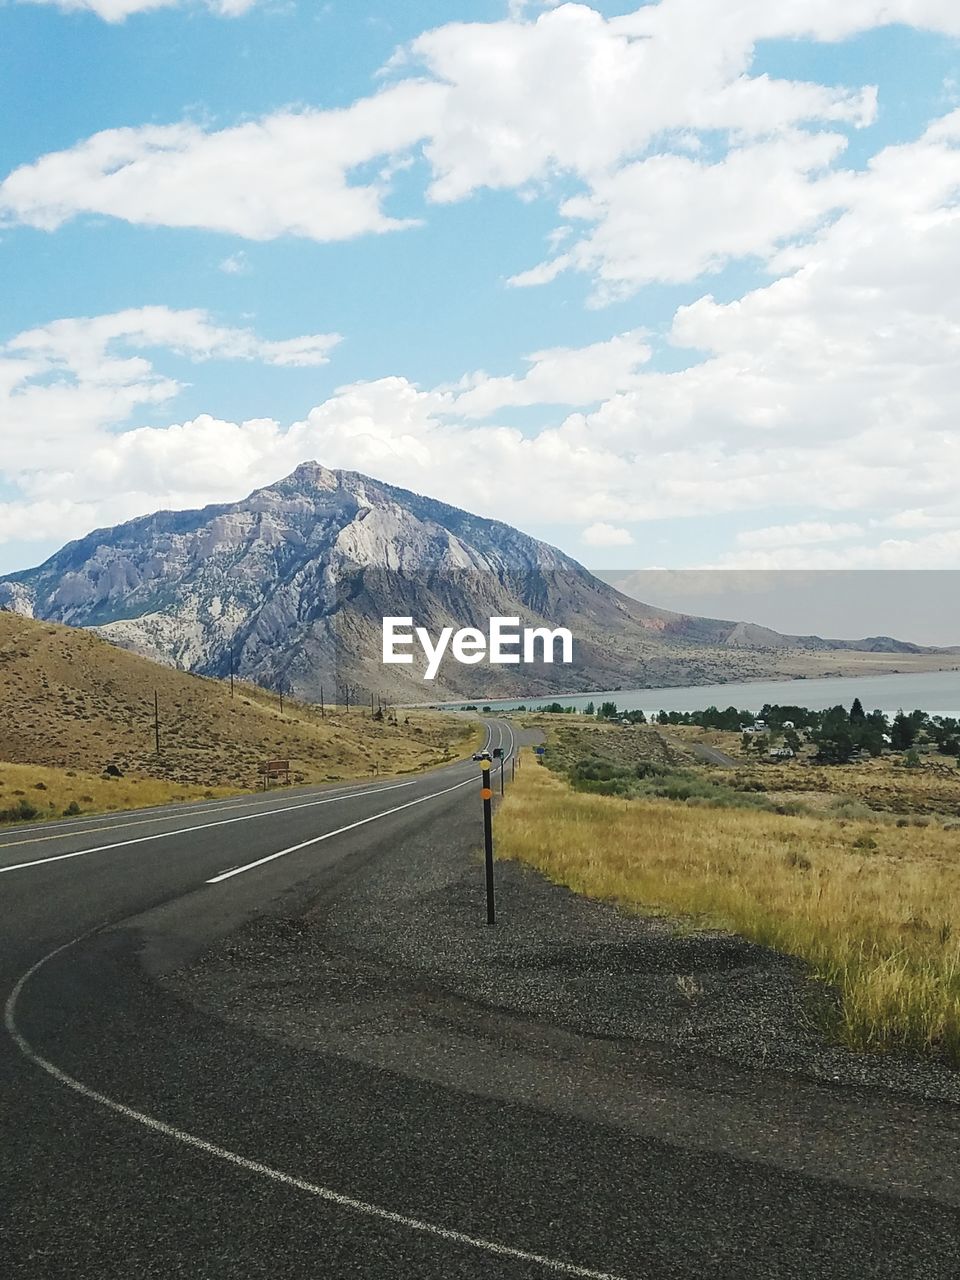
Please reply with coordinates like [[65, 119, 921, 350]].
[[2, 718, 958, 1279]]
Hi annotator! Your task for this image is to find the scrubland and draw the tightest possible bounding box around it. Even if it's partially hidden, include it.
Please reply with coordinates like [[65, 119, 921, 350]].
[[499, 734, 960, 1062]]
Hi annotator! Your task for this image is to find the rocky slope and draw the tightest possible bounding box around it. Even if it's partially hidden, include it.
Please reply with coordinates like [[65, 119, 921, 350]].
[[1, 463, 954, 701]]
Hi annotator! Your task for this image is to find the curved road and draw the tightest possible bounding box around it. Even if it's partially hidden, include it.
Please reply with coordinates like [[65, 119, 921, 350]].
[[2, 719, 958, 1278]]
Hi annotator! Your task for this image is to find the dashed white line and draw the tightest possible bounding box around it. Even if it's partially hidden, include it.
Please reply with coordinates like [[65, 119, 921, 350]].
[[0, 773, 455, 877]]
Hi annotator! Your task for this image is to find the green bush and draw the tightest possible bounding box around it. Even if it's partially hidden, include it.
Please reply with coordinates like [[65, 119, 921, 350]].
[[0, 797, 41, 823]]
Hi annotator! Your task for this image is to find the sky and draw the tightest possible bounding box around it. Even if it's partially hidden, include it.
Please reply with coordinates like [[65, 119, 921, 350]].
[[3, 0, 960, 589]]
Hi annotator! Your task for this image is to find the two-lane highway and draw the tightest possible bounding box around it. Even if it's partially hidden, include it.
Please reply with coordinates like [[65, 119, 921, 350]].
[[6, 720, 620, 1280], [3, 715, 960, 1279]]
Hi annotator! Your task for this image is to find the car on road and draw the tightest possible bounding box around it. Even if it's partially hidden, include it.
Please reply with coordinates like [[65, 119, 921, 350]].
[[472, 750, 492, 761]]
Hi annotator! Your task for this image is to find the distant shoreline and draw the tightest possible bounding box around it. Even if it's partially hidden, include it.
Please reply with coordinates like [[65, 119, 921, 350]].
[[404, 666, 960, 717]]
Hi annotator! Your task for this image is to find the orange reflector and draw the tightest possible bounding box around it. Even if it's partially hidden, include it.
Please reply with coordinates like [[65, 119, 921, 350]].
[[481, 788, 493, 800]]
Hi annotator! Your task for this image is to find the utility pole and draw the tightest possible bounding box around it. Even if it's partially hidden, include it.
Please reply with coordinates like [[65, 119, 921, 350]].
[[279, 681, 284, 718], [320, 685, 325, 719], [229, 644, 235, 699], [154, 691, 160, 755]]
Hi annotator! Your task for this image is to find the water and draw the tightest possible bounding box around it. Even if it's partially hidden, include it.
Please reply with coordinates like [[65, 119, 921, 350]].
[[472, 670, 960, 720]]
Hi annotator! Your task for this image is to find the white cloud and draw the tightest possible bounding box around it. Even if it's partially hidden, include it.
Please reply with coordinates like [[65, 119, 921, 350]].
[[448, 330, 652, 417], [714, 527, 960, 570], [511, 133, 854, 299], [411, 4, 875, 206], [6, 5, 960, 568], [736, 522, 865, 549], [219, 251, 249, 275], [0, 0, 919, 281], [582, 523, 635, 547], [0, 84, 445, 242], [0, 308, 340, 483], [22, 0, 259, 20]]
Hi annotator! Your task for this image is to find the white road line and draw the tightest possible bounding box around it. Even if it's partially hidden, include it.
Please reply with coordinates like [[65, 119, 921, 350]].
[[4, 939, 625, 1280], [0, 722, 495, 876], [0, 793, 323, 851], [0, 723, 494, 851], [206, 774, 477, 882], [0, 774, 454, 877]]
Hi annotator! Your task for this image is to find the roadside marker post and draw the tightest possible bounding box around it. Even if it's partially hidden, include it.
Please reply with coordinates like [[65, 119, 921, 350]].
[[480, 759, 495, 926]]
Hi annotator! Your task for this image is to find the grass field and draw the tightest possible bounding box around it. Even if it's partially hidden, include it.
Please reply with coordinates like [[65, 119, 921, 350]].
[[0, 613, 480, 825], [497, 749, 960, 1063], [0, 761, 237, 824]]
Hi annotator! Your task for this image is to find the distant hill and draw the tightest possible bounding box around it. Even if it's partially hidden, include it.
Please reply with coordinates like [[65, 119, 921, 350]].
[[2, 463, 957, 701], [0, 612, 473, 788]]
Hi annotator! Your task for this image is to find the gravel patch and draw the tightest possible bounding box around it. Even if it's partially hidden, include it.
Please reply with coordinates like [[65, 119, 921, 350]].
[[167, 806, 960, 1108]]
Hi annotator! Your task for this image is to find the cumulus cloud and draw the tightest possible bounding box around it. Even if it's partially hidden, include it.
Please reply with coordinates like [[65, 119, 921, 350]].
[[736, 522, 865, 550], [448, 330, 652, 417], [23, 0, 258, 19], [5, 4, 960, 568], [511, 133, 855, 300], [582, 523, 635, 548], [0, 84, 445, 242], [0, 308, 340, 482], [6, 99, 960, 568], [0, 0, 924, 284]]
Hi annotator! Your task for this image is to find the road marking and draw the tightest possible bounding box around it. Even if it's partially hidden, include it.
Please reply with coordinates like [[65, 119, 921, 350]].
[[0, 774, 456, 877], [0, 724, 494, 852], [0, 722, 495, 875], [207, 774, 477, 882], [5, 939, 624, 1280], [0, 794, 313, 851]]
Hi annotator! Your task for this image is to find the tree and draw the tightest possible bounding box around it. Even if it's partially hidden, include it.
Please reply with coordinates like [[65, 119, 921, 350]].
[[815, 725, 856, 764], [597, 701, 619, 719], [583, 701, 595, 716], [891, 709, 917, 751], [783, 728, 802, 753], [814, 706, 857, 763], [850, 697, 866, 724]]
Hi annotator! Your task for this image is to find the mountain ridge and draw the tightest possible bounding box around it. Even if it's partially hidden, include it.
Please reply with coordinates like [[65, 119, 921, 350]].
[[2, 463, 956, 700]]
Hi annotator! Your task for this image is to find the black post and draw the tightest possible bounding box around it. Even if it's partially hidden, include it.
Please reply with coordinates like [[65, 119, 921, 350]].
[[230, 644, 235, 699], [512, 756, 516, 783], [154, 690, 160, 755], [279, 683, 284, 718], [320, 686, 325, 719], [481, 759, 495, 925], [500, 753, 505, 796]]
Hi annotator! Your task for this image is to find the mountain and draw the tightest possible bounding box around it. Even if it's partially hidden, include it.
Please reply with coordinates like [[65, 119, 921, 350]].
[[0, 611, 472, 788], [2, 463, 956, 701]]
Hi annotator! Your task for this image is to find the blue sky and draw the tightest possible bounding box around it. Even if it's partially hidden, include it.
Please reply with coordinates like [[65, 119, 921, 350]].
[[2, 0, 960, 580]]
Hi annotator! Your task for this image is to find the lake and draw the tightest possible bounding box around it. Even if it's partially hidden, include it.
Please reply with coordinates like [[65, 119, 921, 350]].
[[474, 670, 960, 720]]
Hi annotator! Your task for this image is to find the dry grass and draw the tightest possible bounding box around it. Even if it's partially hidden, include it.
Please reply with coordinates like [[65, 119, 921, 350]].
[[534, 717, 960, 819], [497, 755, 960, 1063], [0, 761, 233, 823], [0, 613, 480, 824]]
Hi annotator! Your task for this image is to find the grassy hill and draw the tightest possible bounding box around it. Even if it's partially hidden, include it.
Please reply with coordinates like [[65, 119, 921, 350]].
[[0, 613, 478, 823]]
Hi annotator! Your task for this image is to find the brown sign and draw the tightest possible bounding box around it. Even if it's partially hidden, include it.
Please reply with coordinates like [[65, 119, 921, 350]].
[[258, 760, 290, 776]]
